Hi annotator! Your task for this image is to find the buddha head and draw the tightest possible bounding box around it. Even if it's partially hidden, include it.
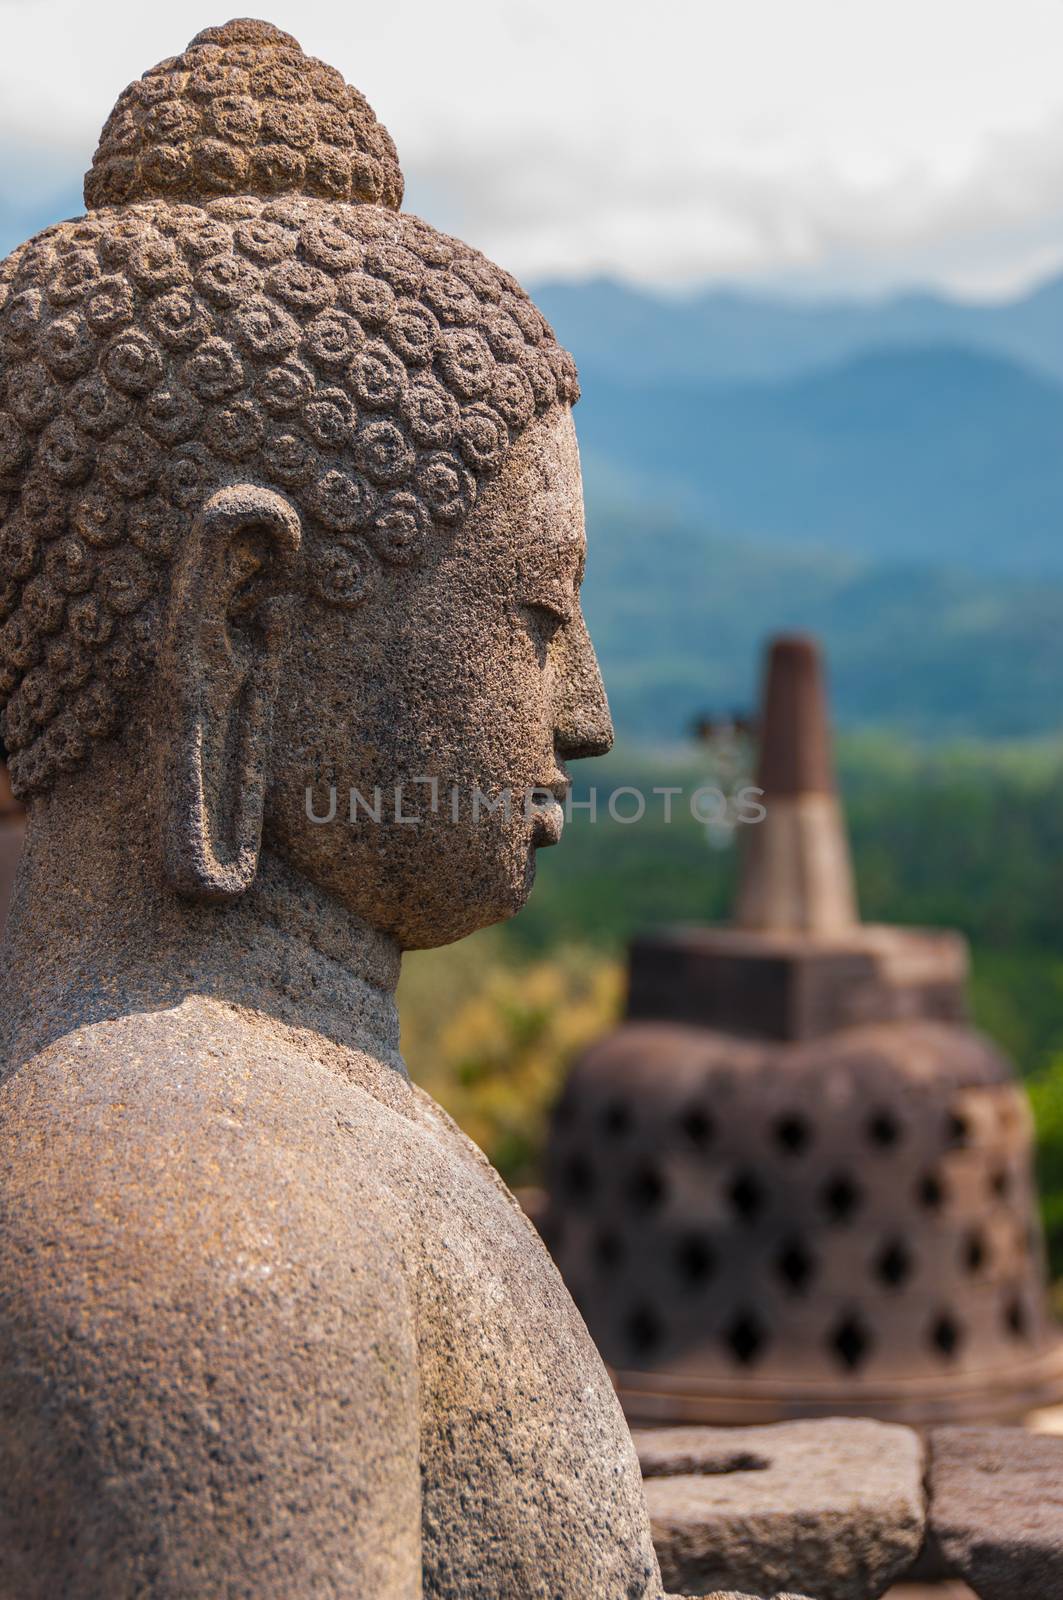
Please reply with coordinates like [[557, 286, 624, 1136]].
[[0, 19, 612, 950]]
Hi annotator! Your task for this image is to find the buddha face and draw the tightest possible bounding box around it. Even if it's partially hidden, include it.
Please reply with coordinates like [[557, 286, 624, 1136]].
[[265, 404, 613, 948], [0, 18, 604, 950]]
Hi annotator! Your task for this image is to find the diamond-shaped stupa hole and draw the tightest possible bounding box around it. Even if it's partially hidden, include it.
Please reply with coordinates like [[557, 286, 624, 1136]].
[[724, 1312, 768, 1367], [776, 1239, 816, 1294], [727, 1171, 766, 1223], [875, 1239, 914, 1289], [830, 1314, 873, 1372]]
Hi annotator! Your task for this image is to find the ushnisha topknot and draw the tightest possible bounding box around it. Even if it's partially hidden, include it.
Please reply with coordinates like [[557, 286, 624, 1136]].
[[85, 18, 404, 210], [0, 21, 579, 799]]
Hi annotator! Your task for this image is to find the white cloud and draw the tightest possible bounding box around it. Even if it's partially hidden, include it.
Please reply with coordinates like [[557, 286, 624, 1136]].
[[3, 0, 1063, 297]]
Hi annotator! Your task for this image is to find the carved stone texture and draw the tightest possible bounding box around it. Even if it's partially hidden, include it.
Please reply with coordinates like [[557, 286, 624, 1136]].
[[637, 1419, 925, 1600], [0, 18, 575, 800], [0, 20, 673, 1600], [0, 752, 23, 932], [548, 1014, 1063, 1425], [85, 18, 404, 211], [928, 1426, 1063, 1600]]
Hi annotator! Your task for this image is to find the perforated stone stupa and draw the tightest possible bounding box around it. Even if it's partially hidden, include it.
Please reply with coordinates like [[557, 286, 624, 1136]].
[[545, 635, 1063, 1426]]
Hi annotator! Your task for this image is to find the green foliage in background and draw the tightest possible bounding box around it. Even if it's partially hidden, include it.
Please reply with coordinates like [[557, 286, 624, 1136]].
[[1029, 1061, 1063, 1278], [399, 933, 622, 1190]]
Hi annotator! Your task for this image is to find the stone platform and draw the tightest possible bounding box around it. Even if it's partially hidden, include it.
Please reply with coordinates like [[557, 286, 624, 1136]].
[[883, 1587, 976, 1599], [639, 1419, 1063, 1599]]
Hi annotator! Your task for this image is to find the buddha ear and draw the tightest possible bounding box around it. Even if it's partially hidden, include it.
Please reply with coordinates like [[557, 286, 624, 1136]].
[[160, 484, 303, 901]]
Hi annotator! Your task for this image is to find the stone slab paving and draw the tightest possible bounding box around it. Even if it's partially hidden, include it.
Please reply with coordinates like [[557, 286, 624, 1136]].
[[1029, 1402, 1063, 1435], [882, 1586, 978, 1599], [929, 1426, 1063, 1600], [637, 1419, 926, 1600]]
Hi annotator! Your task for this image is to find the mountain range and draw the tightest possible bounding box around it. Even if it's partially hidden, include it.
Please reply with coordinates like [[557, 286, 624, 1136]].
[[535, 274, 1063, 386], [574, 345, 1063, 577], [581, 501, 1063, 742], [530, 273, 1063, 738]]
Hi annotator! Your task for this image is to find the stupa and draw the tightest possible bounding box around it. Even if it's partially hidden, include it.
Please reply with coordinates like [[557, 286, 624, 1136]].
[[545, 635, 1063, 1425]]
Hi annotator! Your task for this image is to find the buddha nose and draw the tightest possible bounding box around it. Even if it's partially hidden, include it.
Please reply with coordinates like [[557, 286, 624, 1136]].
[[554, 612, 614, 761]]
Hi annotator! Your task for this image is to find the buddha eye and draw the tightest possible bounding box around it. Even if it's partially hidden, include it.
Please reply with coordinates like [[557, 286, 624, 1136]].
[[519, 596, 569, 647]]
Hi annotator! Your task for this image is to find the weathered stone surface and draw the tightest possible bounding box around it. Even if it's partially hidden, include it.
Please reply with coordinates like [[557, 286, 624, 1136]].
[[929, 1426, 1063, 1600], [882, 1586, 977, 1599], [0, 758, 23, 934], [637, 1420, 925, 1600], [0, 18, 680, 1600]]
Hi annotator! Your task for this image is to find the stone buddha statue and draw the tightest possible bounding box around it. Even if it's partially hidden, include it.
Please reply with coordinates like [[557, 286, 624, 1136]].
[[0, 20, 809, 1600]]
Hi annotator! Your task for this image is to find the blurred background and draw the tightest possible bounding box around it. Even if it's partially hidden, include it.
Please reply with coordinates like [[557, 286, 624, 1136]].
[[6, 0, 1063, 1291]]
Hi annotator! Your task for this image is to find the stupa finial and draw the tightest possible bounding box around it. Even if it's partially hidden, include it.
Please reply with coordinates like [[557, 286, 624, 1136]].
[[734, 632, 859, 935]]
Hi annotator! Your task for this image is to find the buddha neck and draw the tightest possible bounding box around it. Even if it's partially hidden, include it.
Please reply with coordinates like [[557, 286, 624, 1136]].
[[0, 763, 404, 1076]]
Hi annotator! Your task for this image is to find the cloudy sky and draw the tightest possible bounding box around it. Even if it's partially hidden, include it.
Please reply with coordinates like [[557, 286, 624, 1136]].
[[3, 0, 1063, 300]]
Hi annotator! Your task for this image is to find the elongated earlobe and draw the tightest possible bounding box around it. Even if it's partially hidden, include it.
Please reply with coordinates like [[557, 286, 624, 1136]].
[[161, 484, 302, 901]]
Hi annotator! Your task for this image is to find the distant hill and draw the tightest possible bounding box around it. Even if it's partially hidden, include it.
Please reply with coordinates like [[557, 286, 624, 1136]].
[[536, 273, 1063, 386], [540, 272, 1063, 724], [582, 501, 1063, 741], [572, 344, 1063, 577]]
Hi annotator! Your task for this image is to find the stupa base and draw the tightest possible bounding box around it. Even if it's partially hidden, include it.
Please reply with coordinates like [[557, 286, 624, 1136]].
[[615, 1338, 1063, 1428]]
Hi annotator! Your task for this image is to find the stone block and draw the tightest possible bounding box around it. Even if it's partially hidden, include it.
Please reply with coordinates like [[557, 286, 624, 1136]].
[[639, 1419, 925, 1600], [929, 1426, 1063, 1600]]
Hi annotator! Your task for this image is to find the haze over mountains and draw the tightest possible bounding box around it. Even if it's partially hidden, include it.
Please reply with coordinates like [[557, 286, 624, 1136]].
[[534, 275, 1063, 739], [536, 274, 1063, 387]]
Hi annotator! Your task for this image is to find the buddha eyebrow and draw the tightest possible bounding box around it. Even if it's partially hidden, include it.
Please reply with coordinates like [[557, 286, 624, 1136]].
[[515, 549, 582, 625], [518, 543, 583, 588]]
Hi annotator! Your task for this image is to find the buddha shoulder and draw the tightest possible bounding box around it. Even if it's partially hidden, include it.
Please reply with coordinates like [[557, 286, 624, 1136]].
[[0, 1002, 417, 1269]]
